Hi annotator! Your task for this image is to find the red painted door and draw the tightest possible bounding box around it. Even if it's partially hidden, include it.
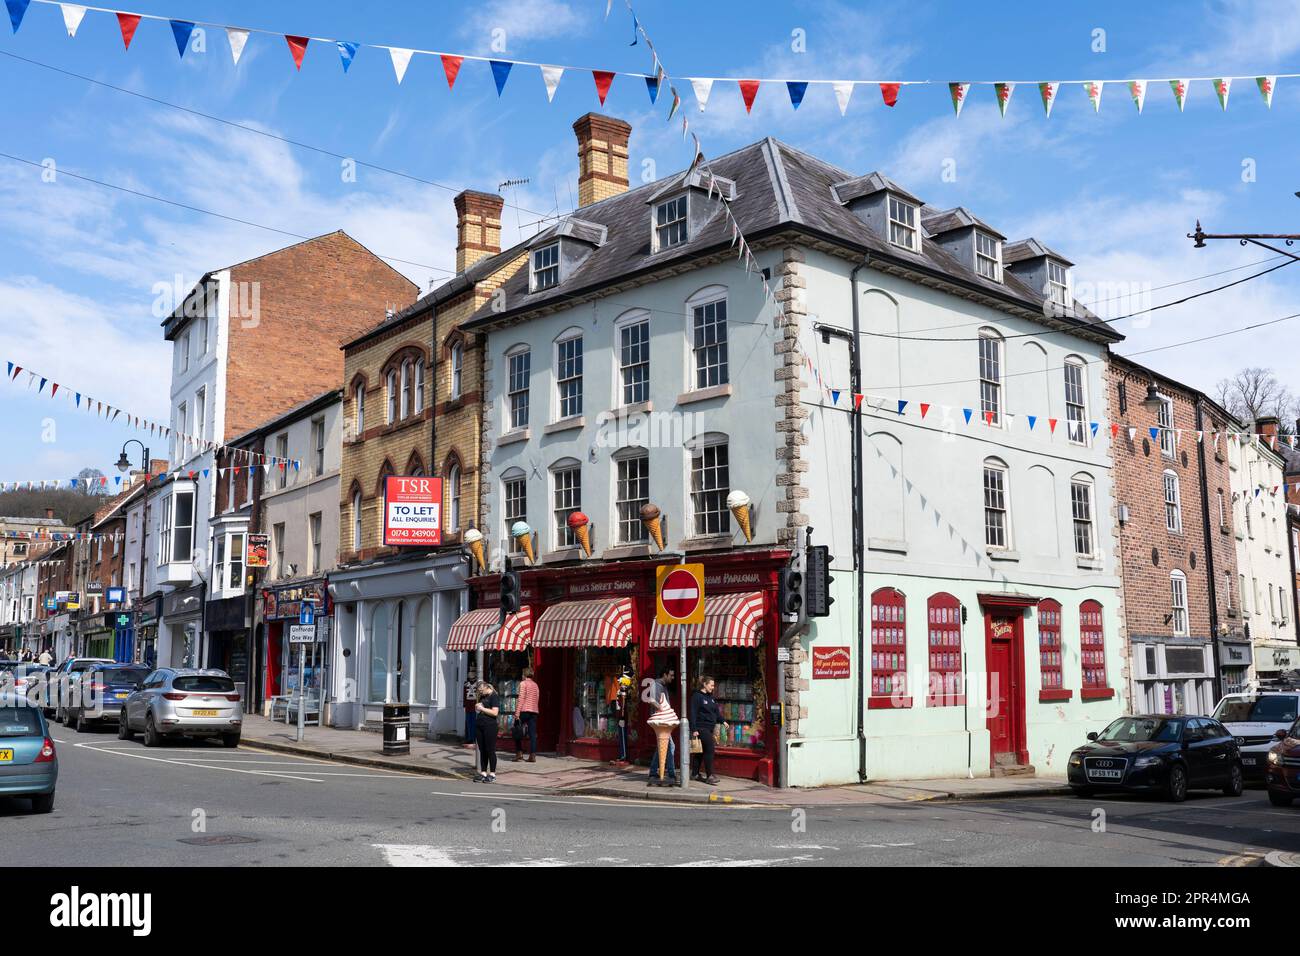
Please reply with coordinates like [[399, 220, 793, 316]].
[[987, 635, 1013, 758]]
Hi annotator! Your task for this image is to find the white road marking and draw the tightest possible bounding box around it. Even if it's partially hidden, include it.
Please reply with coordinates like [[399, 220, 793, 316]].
[[73, 741, 325, 782], [375, 844, 459, 866], [425, 787, 768, 812], [672, 855, 822, 866]]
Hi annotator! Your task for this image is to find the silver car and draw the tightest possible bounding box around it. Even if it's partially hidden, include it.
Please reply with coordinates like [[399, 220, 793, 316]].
[[118, 668, 242, 747]]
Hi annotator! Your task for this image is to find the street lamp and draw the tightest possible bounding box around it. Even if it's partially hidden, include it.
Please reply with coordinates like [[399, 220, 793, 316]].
[[116, 439, 150, 474]]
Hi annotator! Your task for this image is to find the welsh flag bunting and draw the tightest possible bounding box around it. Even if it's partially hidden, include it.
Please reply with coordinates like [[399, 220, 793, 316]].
[[1084, 80, 1103, 111], [116, 12, 140, 49], [491, 60, 513, 95], [285, 35, 309, 71], [1170, 78, 1190, 111], [667, 88, 681, 120], [786, 81, 808, 109], [6, 0, 29, 33], [170, 19, 195, 58], [880, 82, 900, 107], [441, 54, 463, 89], [337, 41, 358, 72], [738, 79, 760, 113], [1257, 76, 1275, 108], [994, 82, 1014, 116], [60, 3, 86, 38], [1213, 77, 1231, 110], [1038, 81, 1060, 117], [690, 77, 713, 111], [593, 69, 615, 105], [832, 81, 854, 116], [1128, 79, 1146, 113], [540, 65, 563, 102], [949, 82, 970, 116], [389, 47, 414, 84], [226, 27, 249, 65]]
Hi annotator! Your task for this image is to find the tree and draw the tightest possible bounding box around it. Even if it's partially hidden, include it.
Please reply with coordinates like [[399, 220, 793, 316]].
[[1215, 367, 1296, 431]]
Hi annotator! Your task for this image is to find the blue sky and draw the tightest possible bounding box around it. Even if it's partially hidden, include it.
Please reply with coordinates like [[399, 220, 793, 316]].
[[2, 0, 1299, 483]]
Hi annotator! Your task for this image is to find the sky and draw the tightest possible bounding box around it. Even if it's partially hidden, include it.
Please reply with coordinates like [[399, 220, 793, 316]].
[[2, 0, 1299, 484]]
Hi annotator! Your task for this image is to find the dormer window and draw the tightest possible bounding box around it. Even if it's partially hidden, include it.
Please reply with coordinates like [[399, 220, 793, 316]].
[[654, 195, 688, 250], [887, 196, 918, 252], [975, 231, 1002, 281], [531, 242, 560, 292], [1047, 260, 1070, 308]]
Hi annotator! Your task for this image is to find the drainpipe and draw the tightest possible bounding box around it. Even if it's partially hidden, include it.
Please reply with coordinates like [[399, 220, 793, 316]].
[[1195, 399, 1225, 700], [849, 257, 869, 783]]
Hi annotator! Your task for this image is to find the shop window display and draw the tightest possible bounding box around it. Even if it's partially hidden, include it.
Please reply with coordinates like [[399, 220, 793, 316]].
[[651, 646, 766, 750], [468, 650, 531, 736], [572, 647, 632, 741]]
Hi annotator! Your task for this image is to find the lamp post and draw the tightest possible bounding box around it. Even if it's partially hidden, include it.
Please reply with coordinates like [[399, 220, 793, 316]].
[[117, 440, 150, 663]]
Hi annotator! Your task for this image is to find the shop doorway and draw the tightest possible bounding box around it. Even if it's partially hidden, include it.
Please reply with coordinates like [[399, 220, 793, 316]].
[[984, 610, 1027, 767]]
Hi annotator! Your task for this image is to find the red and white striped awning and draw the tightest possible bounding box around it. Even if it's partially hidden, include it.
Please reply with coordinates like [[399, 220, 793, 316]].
[[531, 598, 634, 649], [648, 592, 765, 649], [446, 605, 533, 652]]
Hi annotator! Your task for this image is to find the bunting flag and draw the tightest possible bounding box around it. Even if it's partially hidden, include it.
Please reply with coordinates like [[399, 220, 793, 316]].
[[1027, 415, 1038, 430], [1170, 78, 1190, 111], [1129, 79, 1147, 113], [593, 69, 615, 105], [284, 34, 308, 70], [897, 399, 907, 415], [490, 59, 512, 95], [336, 40, 357, 72], [787, 80, 808, 109], [738, 78, 760, 113], [1257, 75, 1276, 107], [389, 47, 414, 84], [644, 74, 659, 104], [59, 2, 85, 37], [962, 408, 973, 425], [1048, 418, 1058, 434], [226, 26, 248, 65], [880, 82, 900, 107], [1038, 81, 1059, 117], [690, 77, 713, 111], [667, 87, 681, 120], [441, 54, 462, 89], [168, 18, 193, 57], [1084, 80, 1103, 111], [113, 10, 138, 48], [1214, 77, 1231, 110], [994, 82, 1014, 116], [540, 65, 563, 102], [6, 0, 29, 32], [949, 82, 970, 116], [919, 403, 930, 419], [832, 80, 854, 116]]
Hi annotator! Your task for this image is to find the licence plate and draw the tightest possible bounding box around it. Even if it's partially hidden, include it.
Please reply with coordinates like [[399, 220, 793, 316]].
[[190, 709, 218, 718], [0, 749, 12, 762], [115, 692, 129, 700], [1088, 769, 1122, 780], [1241, 756, 1256, 766]]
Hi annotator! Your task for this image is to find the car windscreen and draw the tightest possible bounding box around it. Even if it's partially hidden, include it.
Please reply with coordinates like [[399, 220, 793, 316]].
[[96, 667, 150, 685], [172, 676, 235, 693], [0, 705, 42, 737], [1098, 717, 1183, 743], [1213, 695, 1299, 723]]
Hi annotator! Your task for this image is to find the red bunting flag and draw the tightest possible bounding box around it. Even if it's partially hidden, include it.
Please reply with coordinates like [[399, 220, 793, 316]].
[[1110, 423, 1120, 439], [920, 403, 930, 419], [285, 35, 309, 70], [592, 70, 615, 105], [879, 82, 900, 107], [983, 410, 994, 425], [117, 12, 141, 50], [50, 383, 59, 397], [853, 393, 864, 410], [738, 79, 760, 113], [1048, 418, 1058, 433], [441, 54, 463, 89]]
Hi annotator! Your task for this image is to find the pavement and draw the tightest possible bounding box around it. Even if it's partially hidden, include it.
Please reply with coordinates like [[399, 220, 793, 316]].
[[239, 714, 1075, 806]]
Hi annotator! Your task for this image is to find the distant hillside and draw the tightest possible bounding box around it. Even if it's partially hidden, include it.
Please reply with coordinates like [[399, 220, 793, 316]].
[[0, 470, 110, 526]]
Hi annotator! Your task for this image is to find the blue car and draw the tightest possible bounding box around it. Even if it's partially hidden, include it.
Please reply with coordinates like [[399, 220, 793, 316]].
[[0, 692, 57, 813], [65, 664, 152, 733]]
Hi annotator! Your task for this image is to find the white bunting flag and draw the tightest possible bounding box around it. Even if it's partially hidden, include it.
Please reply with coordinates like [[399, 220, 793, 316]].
[[832, 81, 855, 116], [389, 47, 415, 84], [1128, 427, 1138, 441], [690, 77, 713, 112], [540, 65, 564, 102], [1128, 79, 1147, 113], [60, 3, 86, 37], [227, 28, 249, 65]]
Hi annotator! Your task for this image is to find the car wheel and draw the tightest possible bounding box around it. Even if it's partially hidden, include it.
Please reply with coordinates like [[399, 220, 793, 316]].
[[1223, 763, 1243, 797], [1166, 765, 1188, 803], [1268, 790, 1294, 807], [1071, 786, 1093, 798], [221, 733, 240, 749], [30, 792, 54, 814], [117, 711, 133, 741], [143, 713, 161, 748]]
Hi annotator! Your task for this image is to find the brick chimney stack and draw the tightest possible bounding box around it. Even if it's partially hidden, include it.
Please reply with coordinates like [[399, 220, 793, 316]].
[[1257, 416, 1280, 445], [573, 113, 631, 207], [453, 190, 504, 274]]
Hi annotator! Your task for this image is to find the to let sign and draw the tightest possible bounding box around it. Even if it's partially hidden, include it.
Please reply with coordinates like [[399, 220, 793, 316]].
[[655, 563, 705, 626], [812, 646, 851, 679], [383, 476, 443, 547]]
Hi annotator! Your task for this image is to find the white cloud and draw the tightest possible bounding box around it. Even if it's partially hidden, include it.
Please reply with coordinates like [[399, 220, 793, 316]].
[[459, 0, 588, 52]]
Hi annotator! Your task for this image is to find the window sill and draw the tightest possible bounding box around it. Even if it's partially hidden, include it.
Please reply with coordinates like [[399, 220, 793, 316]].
[[541, 547, 584, 565], [498, 428, 530, 447], [601, 543, 652, 561], [676, 383, 732, 407], [1039, 689, 1074, 702], [1220, 524, 1232, 535], [601, 400, 653, 420], [987, 549, 1020, 562], [867, 538, 908, 555], [867, 696, 913, 711], [1076, 557, 1104, 571], [1081, 688, 1115, 701], [680, 534, 735, 553], [543, 415, 585, 436]]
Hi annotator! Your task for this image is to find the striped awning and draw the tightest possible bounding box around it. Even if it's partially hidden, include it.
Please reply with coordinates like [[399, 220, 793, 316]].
[[648, 591, 765, 649], [531, 598, 634, 649], [445, 605, 533, 652]]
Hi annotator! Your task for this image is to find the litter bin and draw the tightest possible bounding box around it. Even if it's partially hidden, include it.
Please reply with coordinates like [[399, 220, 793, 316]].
[[382, 703, 410, 756]]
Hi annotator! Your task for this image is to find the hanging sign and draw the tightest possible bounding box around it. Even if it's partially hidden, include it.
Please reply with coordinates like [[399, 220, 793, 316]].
[[246, 533, 269, 568], [383, 476, 443, 547]]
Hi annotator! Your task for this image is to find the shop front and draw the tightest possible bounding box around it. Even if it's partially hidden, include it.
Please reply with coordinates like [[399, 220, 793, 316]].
[[206, 594, 251, 700], [160, 584, 204, 668], [257, 581, 329, 719], [1219, 640, 1253, 695], [78, 616, 113, 660], [134, 597, 160, 669], [459, 550, 786, 785], [1256, 644, 1300, 685]]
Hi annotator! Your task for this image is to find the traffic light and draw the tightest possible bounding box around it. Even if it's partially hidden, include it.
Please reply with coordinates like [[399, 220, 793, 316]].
[[778, 566, 804, 623], [806, 545, 834, 617], [499, 565, 522, 615]]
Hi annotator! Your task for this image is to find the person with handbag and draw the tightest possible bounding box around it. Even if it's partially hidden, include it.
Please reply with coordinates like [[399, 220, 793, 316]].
[[473, 681, 501, 783], [689, 675, 727, 784], [513, 667, 540, 762]]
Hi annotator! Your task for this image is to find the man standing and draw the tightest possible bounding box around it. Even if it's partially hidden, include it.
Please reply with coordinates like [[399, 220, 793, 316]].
[[37, 647, 52, 666], [646, 665, 677, 783]]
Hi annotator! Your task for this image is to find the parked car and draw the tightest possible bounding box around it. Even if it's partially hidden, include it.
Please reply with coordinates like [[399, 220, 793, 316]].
[[0, 691, 57, 813], [1068, 715, 1243, 802], [119, 668, 242, 747], [2, 664, 50, 705], [46, 657, 116, 723], [1212, 691, 1300, 781], [65, 664, 153, 733], [1264, 717, 1300, 807]]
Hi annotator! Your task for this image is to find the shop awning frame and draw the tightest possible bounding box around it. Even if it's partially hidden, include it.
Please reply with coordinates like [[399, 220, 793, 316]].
[[446, 605, 533, 652], [531, 597, 634, 649], [648, 591, 765, 649]]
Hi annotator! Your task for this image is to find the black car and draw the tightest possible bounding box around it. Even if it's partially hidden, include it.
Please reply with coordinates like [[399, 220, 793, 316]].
[[1068, 715, 1243, 802]]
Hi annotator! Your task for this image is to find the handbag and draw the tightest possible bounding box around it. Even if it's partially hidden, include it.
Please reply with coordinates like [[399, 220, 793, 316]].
[[689, 736, 703, 755], [512, 717, 524, 742]]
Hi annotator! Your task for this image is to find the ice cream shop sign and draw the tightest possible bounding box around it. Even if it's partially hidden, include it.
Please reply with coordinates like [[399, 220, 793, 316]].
[[383, 476, 443, 547]]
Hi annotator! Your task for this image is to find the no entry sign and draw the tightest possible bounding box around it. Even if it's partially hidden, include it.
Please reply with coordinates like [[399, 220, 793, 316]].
[[383, 476, 443, 547], [656, 563, 705, 626]]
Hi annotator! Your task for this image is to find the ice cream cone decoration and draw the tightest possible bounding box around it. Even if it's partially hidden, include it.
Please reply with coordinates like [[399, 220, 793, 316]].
[[646, 695, 680, 783], [511, 521, 535, 565], [463, 528, 486, 573], [727, 489, 753, 543], [567, 511, 593, 556], [640, 503, 665, 551]]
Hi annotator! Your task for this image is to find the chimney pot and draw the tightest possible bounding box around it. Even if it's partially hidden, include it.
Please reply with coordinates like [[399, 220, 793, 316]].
[[453, 190, 504, 274], [573, 112, 631, 207]]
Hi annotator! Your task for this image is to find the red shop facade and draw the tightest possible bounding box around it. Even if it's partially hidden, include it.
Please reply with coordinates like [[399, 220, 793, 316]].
[[450, 549, 790, 786]]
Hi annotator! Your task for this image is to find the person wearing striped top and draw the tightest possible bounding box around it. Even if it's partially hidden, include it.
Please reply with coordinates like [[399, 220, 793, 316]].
[[513, 668, 540, 762]]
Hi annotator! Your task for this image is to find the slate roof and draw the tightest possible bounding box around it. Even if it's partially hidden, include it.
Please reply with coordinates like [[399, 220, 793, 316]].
[[922, 206, 1006, 240], [456, 136, 1120, 344]]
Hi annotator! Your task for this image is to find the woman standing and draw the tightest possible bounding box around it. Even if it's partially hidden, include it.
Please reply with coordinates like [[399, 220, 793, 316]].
[[513, 667, 540, 762], [689, 676, 727, 785], [474, 681, 501, 783]]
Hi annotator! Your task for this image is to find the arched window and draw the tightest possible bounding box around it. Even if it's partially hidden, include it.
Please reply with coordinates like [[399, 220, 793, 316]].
[[414, 359, 425, 413], [926, 592, 963, 707], [1063, 356, 1088, 443], [1070, 473, 1095, 559], [354, 382, 365, 435], [450, 342, 463, 400], [447, 462, 462, 532], [1038, 598, 1067, 699], [1169, 571, 1189, 636], [983, 457, 1011, 550], [869, 588, 910, 709], [351, 488, 363, 551], [978, 329, 1003, 425], [1162, 469, 1182, 533], [386, 370, 397, 424], [400, 360, 412, 420], [1080, 600, 1111, 697]]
